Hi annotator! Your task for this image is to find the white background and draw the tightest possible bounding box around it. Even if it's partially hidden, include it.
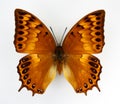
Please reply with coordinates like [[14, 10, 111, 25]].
[[0, 0, 119, 104]]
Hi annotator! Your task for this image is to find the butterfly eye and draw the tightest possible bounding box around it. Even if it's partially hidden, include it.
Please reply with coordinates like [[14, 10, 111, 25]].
[[91, 74, 96, 79], [18, 31, 24, 35], [84, 16, 91, 22], [95, 26, 101, 30], [19, 25, 24, 29], [89, 62, 98, 68], [96, 21, 101, 25], [19, 20, 23, 24], [17, 37, 24, 41], [88, 79, 93, 84], [70, 31, 75, 36], [95, 32, 101, 36], [96, 44, 101, 50], [84, 83, 88, 88], [96, 17, 101, 20], [29, 16, 36, 22], [21, 62, 31, 68], [36, 24, 43, 28], [21, 56, 31, 62], [90, 68, 97, 74], [37, 89, 44, 94], [19, 16, 24, 19], [27, 79, 31, 84], [32, 84, 36, 89], [22, 68, 29, 74], [45, 32, 48, 35], [18, 11, 27, 15], [95, 38, 101, 42], [23, 74, 29, 80], [76, 24, 84, 29], [76, 88, 83, 93], [17, 43, 23, 49], [91, 12, 101, 16], [88, 56, 98, 62]]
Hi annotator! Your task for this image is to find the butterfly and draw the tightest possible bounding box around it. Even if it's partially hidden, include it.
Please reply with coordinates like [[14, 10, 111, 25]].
[[14, 9, 105, 96]]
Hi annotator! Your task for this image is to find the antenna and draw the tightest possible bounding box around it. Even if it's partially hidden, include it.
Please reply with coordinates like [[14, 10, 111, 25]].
[[60, 27, 67, 45], [50, 27, 58, 45]]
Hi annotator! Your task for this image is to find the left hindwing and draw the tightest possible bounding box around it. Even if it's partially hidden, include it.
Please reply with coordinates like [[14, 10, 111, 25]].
[[18, 54, 56, 96]]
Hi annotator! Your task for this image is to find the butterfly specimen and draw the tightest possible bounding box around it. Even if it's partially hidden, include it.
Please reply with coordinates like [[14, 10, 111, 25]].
[[14, 9, 105, 96]]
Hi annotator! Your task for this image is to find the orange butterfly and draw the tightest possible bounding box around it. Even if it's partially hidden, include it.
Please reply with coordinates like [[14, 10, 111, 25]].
[[14, 9, 105, 96]]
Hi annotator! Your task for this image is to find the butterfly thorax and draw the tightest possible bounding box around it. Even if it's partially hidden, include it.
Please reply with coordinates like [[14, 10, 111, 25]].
[[54, 46, 65, 74], [54, 46, 64, 61]]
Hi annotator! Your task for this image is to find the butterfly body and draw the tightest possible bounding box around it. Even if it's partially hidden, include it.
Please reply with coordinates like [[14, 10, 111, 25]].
[[54, 46, 65, 74], [14, 9, 105, 95], [54, 46, 64, 62]]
